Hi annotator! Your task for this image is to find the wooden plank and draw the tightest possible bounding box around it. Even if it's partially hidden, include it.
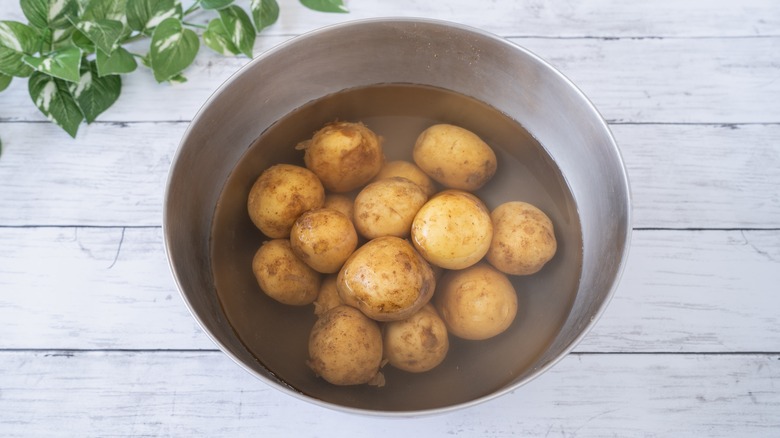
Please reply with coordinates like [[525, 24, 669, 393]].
[[519, 36, 780, 124], [1, 227, 778, 352], [578, 229, 780, 352], [1, 36, 778, 124], [0, 350, 777, 436], [0, 227, 212, 350], [2, 122, 778, 229], [612, 123, 780, 229], [0, 122, 184, 227], [2, 0, 778, 38]]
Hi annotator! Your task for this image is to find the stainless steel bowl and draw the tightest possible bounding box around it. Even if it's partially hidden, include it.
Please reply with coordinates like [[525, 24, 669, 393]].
[[164, 18, 631, 416]]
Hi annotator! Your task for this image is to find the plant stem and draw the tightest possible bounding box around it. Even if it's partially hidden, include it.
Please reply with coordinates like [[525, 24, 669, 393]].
[[183, 2, 202, 17], [121, 32, 150, 45], [183, 21, 207, 30]]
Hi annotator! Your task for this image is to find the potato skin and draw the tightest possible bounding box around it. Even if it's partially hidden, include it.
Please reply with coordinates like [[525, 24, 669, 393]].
[[301, 121, 384, 193], [307, 305, 384, 386], [372, 160, 437, 197], [313, 275, 343, 317], [434, 263, 518, 340], [383, 304, 449, 373], [323, 193, 354, 222], [486, 201, 557, 275], [247, 164, 325, 238], [411, 189, 493, 270], [252, 239, 321, 305], [353, 177, 428, 239], [290, 208, 358, 274], [337, 236, 435, 322], [412, 124, 497, 191]]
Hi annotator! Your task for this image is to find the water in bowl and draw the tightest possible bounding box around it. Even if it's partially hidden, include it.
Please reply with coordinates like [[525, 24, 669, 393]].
[[210, 83, 582, 411]]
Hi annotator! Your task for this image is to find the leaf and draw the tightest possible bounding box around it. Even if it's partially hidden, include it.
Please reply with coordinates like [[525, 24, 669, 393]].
[[216, 6, 255, 58], [0, 21, 42, 54], [250, 0, 279, 32], [0, 21, 42, 77], [28, 71, 84, 137], [149, 18, 198, 83], [21, 0, 80, 30], [200, 0, 235, 10], [139, 53, 151, 68], [203, 18, 239, 56], [50, 27, 76, 50], [20, 0, 50, 29], [299, 0, 348, 13], [71, 29, 95, 53], [168, 73, 187, 83], [82, 0, 128, 23], [0, 47, 34, 77], [127, 0, 179, 33], [23, 46, 82, 82], [75, 18, 123, 54], [0, 73, 11, 92], [96, 46, 137, 76], [68, 60, 121, 123]]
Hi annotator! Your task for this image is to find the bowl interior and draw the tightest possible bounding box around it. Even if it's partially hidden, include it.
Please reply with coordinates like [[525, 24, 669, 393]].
[[164, 18, 631, 415], [210, 83, 582, 411]]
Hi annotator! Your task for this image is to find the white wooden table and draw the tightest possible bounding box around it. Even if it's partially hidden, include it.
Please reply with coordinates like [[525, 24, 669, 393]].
[[1, 0, 779, 435]]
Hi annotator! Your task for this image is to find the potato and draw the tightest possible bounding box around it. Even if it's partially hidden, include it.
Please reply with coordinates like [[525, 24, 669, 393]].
[[247, 164, 325, 238], [337, 236, 435, 322], [412, 124, 497, 191], [307, 305, 384, 386], [411, 189, 493, 270], [372, 160, 437, 197], [323, 193, 354, 221], [353, 177, 428, 239], [486, 201, 557, 275], [434, 263, 518, 340], [313, 275, 343, 316], [252, 239, 321, 305], [300, 121, 384, 193], [383, 304, 449, 373], [290, 208, 358, 274]]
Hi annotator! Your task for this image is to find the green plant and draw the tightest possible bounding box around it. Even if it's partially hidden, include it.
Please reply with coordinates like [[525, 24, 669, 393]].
[[0, 0, 347, 140]]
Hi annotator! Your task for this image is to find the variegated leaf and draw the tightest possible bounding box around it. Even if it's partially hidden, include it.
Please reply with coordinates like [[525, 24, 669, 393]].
[[250, 0, 279, 32], [23, 46, 82, 82], [68, 60, 121, 123], [149, 18, 198, 83], [28, 71, 84, 137]]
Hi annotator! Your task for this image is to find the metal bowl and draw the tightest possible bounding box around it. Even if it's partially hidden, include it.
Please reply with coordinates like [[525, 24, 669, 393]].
[[164, 18, 631, 416]]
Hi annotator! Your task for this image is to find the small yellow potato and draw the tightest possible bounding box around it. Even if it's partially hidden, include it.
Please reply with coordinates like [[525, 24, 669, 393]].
[[307, 305, 384, 386], [434, 263, 518, 340], [323, 193, 354, 221], [247, 164, 325, 238], [412, 124, 497, 191], [337, 236, 435, 322], [372, 160, 437, 197], [290, 208, 358, 274], [411, 189, 493, 270], [313, 275, 344, 317], [252, 239, 321, 306], [486, 201, 557, 275], [300, 121, 384, 193], [383, 304, 449, 373], [353, 177, 428, 239]]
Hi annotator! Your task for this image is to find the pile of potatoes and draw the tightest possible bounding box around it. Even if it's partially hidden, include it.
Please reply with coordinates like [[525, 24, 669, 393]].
[[247, 121, 558, 386]]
